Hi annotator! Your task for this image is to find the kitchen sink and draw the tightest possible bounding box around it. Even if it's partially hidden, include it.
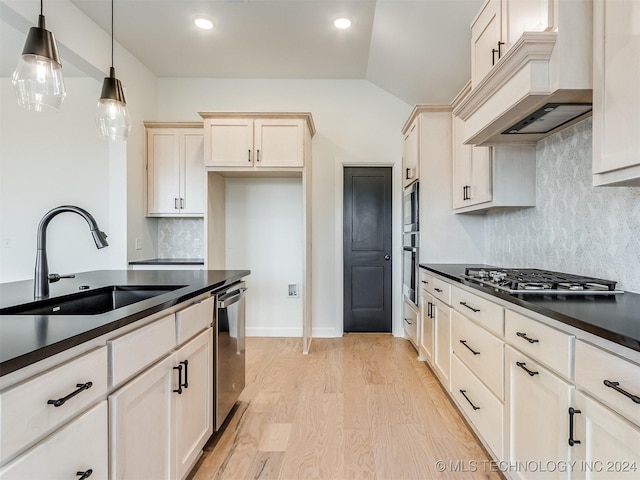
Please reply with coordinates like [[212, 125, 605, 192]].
[[0, 285, 186, 316]]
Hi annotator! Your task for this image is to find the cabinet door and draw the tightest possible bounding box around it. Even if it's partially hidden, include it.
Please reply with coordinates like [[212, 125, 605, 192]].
[[148, 128, 181, 215], [110, 355, 174, 480], [434, 298, 451, 389], [180, 130, 205, 215], [592, 0, 640, 185], [503, 0, 552, 48], [571, 391, 640, 480], [254, 119, 305, 167], [205, 118, 254, 167], [471, 0, 502, 87], [452, 115, 472, 209], [173, 329, 213, 480], [0, 401, 108, 480], [469, 145, 492, 206], [402, 118, 419, 187], [506, 346, 572, 479], [421, 293, 435, 364]]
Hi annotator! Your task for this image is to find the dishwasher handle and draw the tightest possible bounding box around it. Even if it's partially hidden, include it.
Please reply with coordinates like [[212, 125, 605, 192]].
[[218, 287, 247, 308]]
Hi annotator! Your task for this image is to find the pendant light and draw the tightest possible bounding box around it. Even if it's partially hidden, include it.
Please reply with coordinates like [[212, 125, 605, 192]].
[[95, 0, 130, 141], [12, 0, 66, 112]]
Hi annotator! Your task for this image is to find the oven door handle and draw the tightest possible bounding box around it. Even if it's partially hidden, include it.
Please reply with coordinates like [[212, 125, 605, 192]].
[[403, 246, 418, 252]]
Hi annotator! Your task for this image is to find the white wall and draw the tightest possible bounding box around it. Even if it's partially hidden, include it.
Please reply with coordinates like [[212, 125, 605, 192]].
[[0, 0, 159, 282], [225, 178, 303, 336], [157, 79, 413, 337], [0, 78, 110, 282]]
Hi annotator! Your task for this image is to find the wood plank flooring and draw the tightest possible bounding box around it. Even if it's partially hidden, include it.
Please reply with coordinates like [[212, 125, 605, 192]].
[[190, 335, 502, 480]]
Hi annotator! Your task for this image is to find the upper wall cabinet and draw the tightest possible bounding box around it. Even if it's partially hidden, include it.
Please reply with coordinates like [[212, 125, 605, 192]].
[[592, 0, 640, 186], [145, 122, 204, 217], [402, 116, 420, 187], [199, 113, 315, 171], [472, 0, 552, 88], [456, 0, 592, 146], [452, 84, 536, 213]]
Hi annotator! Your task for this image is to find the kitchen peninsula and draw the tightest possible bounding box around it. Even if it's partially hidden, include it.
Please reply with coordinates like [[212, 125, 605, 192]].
[[0, 268, 249, 479]]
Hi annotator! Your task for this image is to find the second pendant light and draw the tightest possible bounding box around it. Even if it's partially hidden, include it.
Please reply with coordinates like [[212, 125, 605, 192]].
[[96, 0, 130, 141]]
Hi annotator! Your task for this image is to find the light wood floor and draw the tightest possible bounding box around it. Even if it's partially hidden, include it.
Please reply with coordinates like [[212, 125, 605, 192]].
[[190, 335, 502, 480]]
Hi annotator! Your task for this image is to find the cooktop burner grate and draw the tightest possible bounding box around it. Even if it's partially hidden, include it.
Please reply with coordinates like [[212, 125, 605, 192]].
[[461, 268, 623, 295]]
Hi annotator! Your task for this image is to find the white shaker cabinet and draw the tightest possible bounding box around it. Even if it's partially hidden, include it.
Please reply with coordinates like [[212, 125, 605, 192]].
[[0, 401, 108, 480], [146, 123, 205, 216], [570, 391, 640, 480], [592, 0, 640, 186], [173, 329, 213, 480], [403, 116, 419, 187], [471, 0, 552, 88], [451, 83, 536, 213], [202, 115, 306, 169], [506, 346, 572, 479], [452, 112, 492, 209], [109, 355, 174, 480]]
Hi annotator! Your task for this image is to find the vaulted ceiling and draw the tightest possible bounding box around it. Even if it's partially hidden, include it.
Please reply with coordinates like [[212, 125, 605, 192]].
[[2, 0, 484, 105]]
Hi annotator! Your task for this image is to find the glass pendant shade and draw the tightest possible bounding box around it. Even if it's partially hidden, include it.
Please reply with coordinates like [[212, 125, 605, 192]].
[[12, 15, 66, 112], [96, 67, 131, 141]]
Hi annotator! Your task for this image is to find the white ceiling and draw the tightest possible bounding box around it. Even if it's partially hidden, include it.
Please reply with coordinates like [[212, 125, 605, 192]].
[[3, 0, 484, 105]]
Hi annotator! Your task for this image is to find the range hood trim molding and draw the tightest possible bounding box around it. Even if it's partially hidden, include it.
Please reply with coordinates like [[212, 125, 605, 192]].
[[453, 32, 558, 121]]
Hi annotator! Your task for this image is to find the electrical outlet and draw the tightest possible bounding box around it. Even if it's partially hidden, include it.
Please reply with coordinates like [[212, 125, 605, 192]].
[[288, 284, 298, 297], [135, 238, 143, 250]]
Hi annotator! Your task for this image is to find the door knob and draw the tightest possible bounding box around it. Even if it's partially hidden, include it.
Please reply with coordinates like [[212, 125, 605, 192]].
[[384, 255, 390, 261]]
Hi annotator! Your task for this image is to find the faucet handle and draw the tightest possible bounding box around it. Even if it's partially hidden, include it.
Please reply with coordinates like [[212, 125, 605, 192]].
[[48, 273, 76, 283]]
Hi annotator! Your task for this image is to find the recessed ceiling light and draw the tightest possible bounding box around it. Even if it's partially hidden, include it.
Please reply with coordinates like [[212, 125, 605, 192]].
[[194, 17, 214, 30], [334, 18, 352, 29]]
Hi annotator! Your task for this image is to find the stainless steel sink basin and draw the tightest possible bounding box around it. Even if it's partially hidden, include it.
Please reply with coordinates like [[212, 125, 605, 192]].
[[0, 285, 186, 315]]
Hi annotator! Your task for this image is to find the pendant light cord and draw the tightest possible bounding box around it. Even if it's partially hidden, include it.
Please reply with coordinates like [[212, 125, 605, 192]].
[[40, 0, 43, 16], [111, 0, 114, 68]]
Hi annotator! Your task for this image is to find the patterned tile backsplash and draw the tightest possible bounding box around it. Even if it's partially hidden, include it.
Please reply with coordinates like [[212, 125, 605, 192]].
[[485, 118, 640, 293], [158, 218, 204, 258]]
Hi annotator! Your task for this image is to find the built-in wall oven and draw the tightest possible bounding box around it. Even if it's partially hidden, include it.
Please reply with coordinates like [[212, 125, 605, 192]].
[[403, 232, 419, 306], [214, 282, 247, 431], [403, 182, 419, 232], [403, 182, 419, 307]]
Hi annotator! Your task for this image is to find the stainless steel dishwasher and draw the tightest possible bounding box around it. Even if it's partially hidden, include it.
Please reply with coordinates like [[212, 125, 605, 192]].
[[214, 282, 247, 431]]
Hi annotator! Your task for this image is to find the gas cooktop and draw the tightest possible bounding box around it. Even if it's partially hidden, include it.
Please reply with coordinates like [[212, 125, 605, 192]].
[[461, 268, 624, 295]]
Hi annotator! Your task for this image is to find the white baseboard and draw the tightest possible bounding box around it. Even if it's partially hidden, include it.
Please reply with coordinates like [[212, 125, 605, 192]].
[[246, 327, 303, 337], [311, 327, 338, 338]]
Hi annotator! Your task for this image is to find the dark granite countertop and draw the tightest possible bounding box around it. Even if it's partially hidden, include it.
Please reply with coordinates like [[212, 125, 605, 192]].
[[420, 264, 640, 353], [0, 269, 249, 376], [128, 258, 205, 265]]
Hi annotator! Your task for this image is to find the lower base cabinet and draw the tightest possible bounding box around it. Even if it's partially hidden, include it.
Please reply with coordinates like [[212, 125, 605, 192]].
[[433, 298, 451, 388], [506, 346, 572, 480], [0, 401, 108, 480], [570, 391, 640, 480], [110, 328, 213, 480]]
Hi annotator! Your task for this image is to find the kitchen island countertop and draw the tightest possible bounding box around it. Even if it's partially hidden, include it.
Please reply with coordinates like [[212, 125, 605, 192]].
[[0, 269, 249, 376], [421, 264, 640, 353]]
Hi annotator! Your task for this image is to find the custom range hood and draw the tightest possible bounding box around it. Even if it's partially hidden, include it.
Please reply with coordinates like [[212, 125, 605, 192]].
[[454, 13, 593, 147]]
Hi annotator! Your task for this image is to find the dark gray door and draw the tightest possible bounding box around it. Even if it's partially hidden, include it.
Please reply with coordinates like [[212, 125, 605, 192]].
[[343, 167, 392, 333]]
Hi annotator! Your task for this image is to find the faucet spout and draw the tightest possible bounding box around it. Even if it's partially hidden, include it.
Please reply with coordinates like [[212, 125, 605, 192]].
[[34, 206, 109, 299]]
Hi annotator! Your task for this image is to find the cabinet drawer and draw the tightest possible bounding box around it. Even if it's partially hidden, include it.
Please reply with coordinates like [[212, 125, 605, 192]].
[[428, 277, 451, 305], [575, 340, 640, 427], [0, 401, 108, 479], [451, 354, 504, 459], [452, 285, 504, 336], [176, 295, 214, 345], [451, 310, 504, 400], [403, 301, 419, 346], [108, 314, 176, 387], [505, 310, 574, 378], [419, 271, 432, 295], [0, 347, 107, 464]]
